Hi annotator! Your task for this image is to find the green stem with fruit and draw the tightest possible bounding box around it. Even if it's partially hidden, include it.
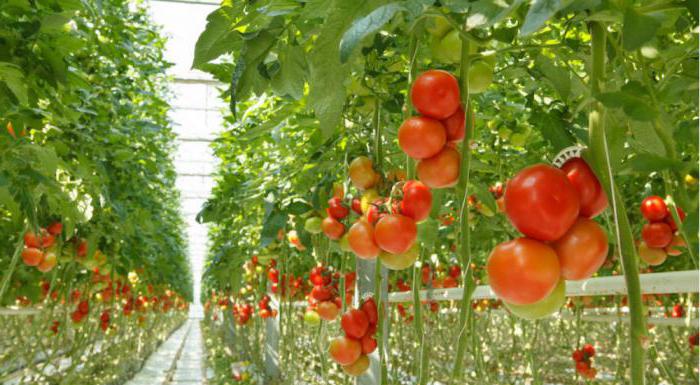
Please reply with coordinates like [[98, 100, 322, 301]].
[[450, 33, 477, 384], [587, 21, 646, 385]]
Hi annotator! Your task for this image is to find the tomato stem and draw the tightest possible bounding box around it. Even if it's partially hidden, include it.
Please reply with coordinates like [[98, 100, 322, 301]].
[[0, 223, 28, 303]]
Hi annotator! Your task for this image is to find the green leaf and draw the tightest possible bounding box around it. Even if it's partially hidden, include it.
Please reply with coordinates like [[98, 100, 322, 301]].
[[535, 55, 571, 100], [622, 7, 660, 51], [521, 0, 566, 36], [261, 211, 287, 247], [466, 0, 525, 31], [624, 153, 687, 173], [0, 62, 27, 105], [529, 109, 574, 152], [596, 81, 658, 121], [339, 3, 404, 64], [271, 44, 307, 99], [192, 6, 242, 69]]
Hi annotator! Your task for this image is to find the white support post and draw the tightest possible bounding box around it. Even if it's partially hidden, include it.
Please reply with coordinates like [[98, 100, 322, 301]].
[[355, 258, 388, 385]]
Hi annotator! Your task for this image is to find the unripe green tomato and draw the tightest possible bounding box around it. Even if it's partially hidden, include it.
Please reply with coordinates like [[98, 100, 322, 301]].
[[468, 60, 494, 94], [304, 310, 321, 326], [379, 244, 419, 270], [504, 280, 565, 320], [339, 234, 352, 252], [510, 132, 528, 147], [304, 217, 323, 234], [425, 15, 451, 38], [430, 30, 461, 64]]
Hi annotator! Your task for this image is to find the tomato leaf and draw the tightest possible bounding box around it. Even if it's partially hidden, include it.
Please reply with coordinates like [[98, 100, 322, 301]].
[[271, 44, 307, 100], [466, 0, 525, 31], [339, 3, 404, 64], [623, 153, 687, 174], [529, 109, 575, 153], [192, 6, 242, 69], [520, 0, 567, 36], [0, 62, 28, 105], [622, 7, 660, 51]]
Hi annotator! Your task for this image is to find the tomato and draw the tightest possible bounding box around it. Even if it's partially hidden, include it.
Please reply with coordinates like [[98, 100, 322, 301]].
[[348, 220, 380, 259], [400, 181, 432, 222], [333, 183, 345, 199], [304, 217, 323, 234], [351, 198, 363, 215], [37, 252, 57, 273], [327, 197, 349, 219], [664, 206, 685, 231], [360, 189, 380, 214], [487, 238, 560, 305], [316, 301, 340, 321], [341, 309, 369, 339], [640, 196, 668, 222], [442, 105, 470, 143], [398, 116, 447, 159], [78, 300, 89, 314], [638, 242, 667, 266], [665, 235, 686, 256], [310, 266, 330, 286], [322, 216, 345, 240], [374, 214, 417, 254], [411, 70, 460, 119], [504, 279, 565, 320], [311, 285, 333, 301], [329, 336, 362, 365], [24, 229, 54, 248], [339, 233, 353, 252], [504, 164, 580, 241], [22, 247, 44, 266], [360, 298, 378, 325], [342, 354, 369, 376], [448, 265, 461, 279], [552, 218, 608, 280], [416, 146, 460, 188], [425, 15, 451, 37], [641, 222, 672, 248], [442, 276, 458, 288], [430, 29, 462, 64], [304, 310, 321, 326], [47, 222, 63, 236], [467, 60, 493, 94], [267, 268, 279, 283], [379, 243, 419, 270], [360, 334, 377, 354], [560, 157, 608, 218], [77, 239, 88, 258], [349, 157, 379, 190]]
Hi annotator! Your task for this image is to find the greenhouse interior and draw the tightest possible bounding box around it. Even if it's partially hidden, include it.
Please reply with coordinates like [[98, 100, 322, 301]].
[[0, 0, 698, 384]]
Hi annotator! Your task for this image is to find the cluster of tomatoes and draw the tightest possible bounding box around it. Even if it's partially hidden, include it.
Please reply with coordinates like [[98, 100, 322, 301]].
[[669, 303, 685, 318], [99, 310, 111, 332], [571, 343, 598, 379], [71, 299, 90, 323], [232, 303, 255, 325], [401, 70, 465, 189], [637, 195, 686, 266], [304, 266, 355, 323], [267, 261, 304, 298], [488, 157, 610, 320], [328, 297, 378, 376], [257, 295, 277, 319], [21, 223, 63, 272]]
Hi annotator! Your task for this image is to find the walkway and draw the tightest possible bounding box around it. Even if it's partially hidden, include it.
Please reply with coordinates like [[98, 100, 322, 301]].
[[125, 319, 206, 385]]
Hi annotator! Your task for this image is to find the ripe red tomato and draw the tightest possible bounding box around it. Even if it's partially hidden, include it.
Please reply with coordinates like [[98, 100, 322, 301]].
[[398, 116, 447, 159], [641, 222, 672, 248], [351, 198, 363, 215], [361, 334, 377, 354], [78, 300, 90, 314], [21, 247, 44, 266], [640, 196, 668, 222], [311, 285, 333, 301], [24, 229, 54, 248], [316, 301, 339, 321], [342, 354, 369, 376], [400, 180, 432, 222], [504, 164, 580, 241], [47, 222, 63, 236], [329, 336, 362, 365], [349, 157, 379, 190], [347, 220, 380, 259], [341, 309, 369, 339], [361, 298, 378, 325], [310, 266, 330, 286], [268, 268, 279, 283], [487, 238, 561, 305], [560, 157, 608, 218], [664, 206, 685, 231], [322, 216, 345, 240], [442, 105, 466, 142], [327, 197, 349, 219], [374, 214, 417, 254], [552, 218, 608, 280], [448, 265, 461, 279], [411, 70, 461, 119], [416, 146, 460, 188]]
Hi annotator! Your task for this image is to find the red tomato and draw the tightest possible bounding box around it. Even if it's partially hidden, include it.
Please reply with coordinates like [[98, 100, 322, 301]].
[[348, 220, 380, 259], [310, 266, 329, 286], [398, 116, 447, 159], [504, 164, 580, 241], [322, 216, 345, 240], [416, 146, 460, 189], [361, 298, 378, 325], [448, 265, 461, 279], [552, 218, 609, 280], [327, 197, 349, 219], [342, 354, 369, 376], [37, 252, 57, 273], [442, 105, 466, 142], [21, 247, 44, 266], [487, 238, 561, 305], [664, 206, 685, 231], [47, 222, 63, 236], [411, 70, 460, 119], [78, 300, 90, 314], [351, 198, 363, 215], [641, 222, 673, 248], [361, 334, 377, 354], [267, 268, 279, 283], [560, 157, 608, 218], [400, 180, 432, 222], [24, 229, 54, 248], [329, 336, 362, 365], [349, 157, 379, 190], [341, 309, 369, 339], [311, 285, 333, 301], [316, 301, 339, 321], [374, 214, 417, 254], [640, 196, 668, 222]]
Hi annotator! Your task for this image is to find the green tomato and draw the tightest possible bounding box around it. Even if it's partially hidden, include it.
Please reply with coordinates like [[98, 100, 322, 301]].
[[430, 30, 461, 64], [304, 217, 323, 234], [510, 132, 529, 147], [468, 60, 493, 94], [425, 15, 451, 38], [379, 244, 419, 270], [339, 233, 352, 252], [304, 310, 321, 326], [504, 280, 565, 320]]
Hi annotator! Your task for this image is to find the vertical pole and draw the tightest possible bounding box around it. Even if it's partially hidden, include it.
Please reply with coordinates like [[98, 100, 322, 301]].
[[355, 258, 387, 385], [264, 290, 281, 384]]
